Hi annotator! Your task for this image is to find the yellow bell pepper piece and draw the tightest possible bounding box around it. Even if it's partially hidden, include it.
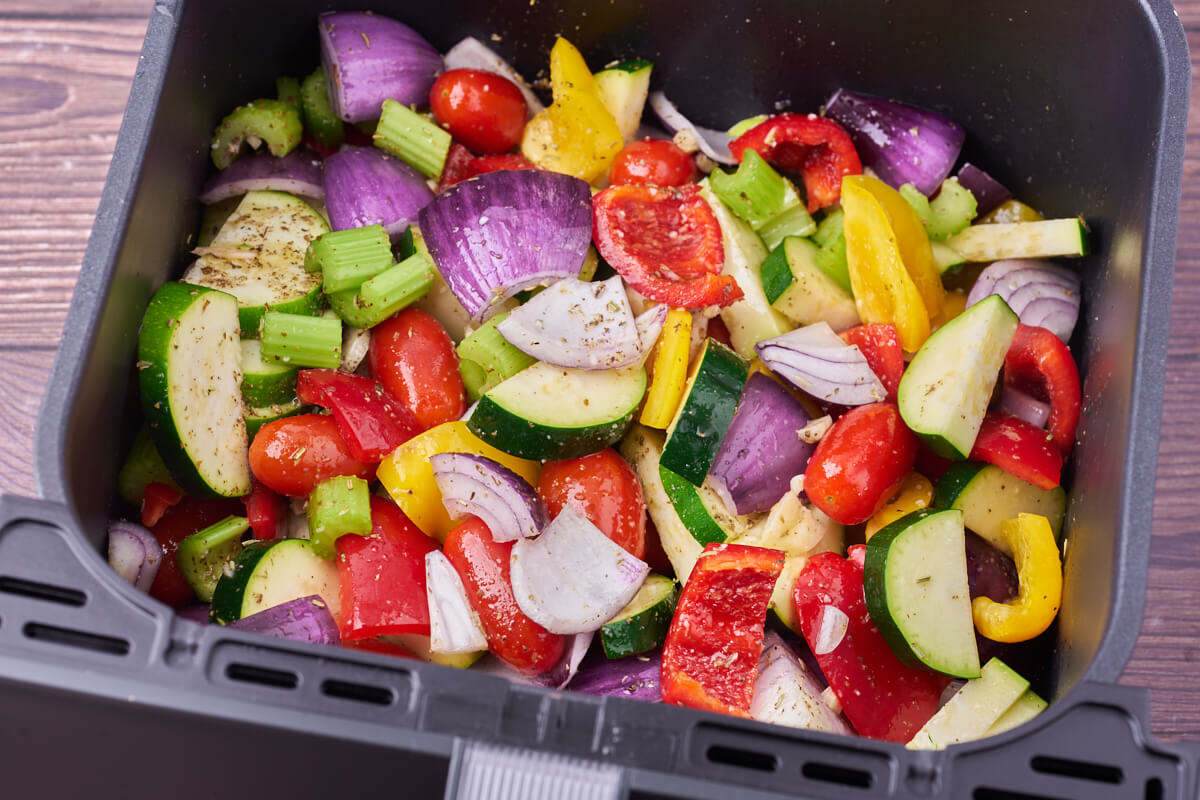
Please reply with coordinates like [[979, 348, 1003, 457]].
[[931, 289, 968, 331], [971, 513, 1063, 643], [979, 199, 1044, 224], [376, 421, 540, 542], [639, 308, 692, 428], [520, 37, 624, 183], [864, 472, 934, 540], [853, 175, 943, 319], [841, 176, 932, 352]]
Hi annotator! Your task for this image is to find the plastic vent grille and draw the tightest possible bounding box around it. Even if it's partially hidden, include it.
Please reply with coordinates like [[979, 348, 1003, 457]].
[[450, 742, 623, 800]]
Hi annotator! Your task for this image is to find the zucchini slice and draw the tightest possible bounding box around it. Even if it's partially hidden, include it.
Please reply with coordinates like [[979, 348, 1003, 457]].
[[593, 60, 652, 144], [240, 338, 298, 407], [985, 688, 1048, 736], [864, 508, 981, 679], [907, 658, 1031, 750], [934, 461, 1067, 554], [659, 467, 756, 546], [469, 362, 646, 460], [182, 190, 328, 337], [945, 218, 1089, 262], [761, 236, 859, 332], [138, 282, 251, 498], [210, 538, 339, 625], [600, 573, 678, 658], [660, 338, 748, 486]]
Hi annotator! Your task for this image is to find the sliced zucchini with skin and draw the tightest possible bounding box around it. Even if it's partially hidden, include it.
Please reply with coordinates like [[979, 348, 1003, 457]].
[[600, 573, 678, 658], [660, 338, 748, 486], [864, 508, 981, 679], [898, 294, 1019, 459], [659, 467, 757, 546], [468, 362, 646, 460], [182, 190, 328, 337], [210, 538, 340, 625], [240, 338, 298, 407], [593, 59, 652, 144], [382, 634, 484, 668], [945, 218, 1089, 262], [138, 282, 251, 498], [907, 657, 1030, 750], [984, 688, 1048, 736], [245, 397, 306, 440], [934, 461, 1067, 555], [761, 236, 859, 331]]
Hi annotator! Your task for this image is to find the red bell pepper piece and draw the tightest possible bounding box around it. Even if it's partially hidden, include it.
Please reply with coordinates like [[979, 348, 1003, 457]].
[[342, 637, 419, 660], [335, 496, 439, 641], [241, 479, 287, 540], [148, 496, 244, 607], [661, 543, 785, 717], [1004, 324, 1081, 456], [437, 142, 540, 191], [296, 369, 420, 463], [793, 549, 949, 742], [593, 183, 742, 309], [729, 113, 862, 212], [970, 413, 1064, 491], [839, 323, 905, 399], [140, 482, 182, 528]]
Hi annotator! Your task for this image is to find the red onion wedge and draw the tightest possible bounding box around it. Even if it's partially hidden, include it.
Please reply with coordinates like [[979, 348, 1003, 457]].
[[966, 259, 1081, 342], [323, 146, 434, 239], [418, 169, 593, 322], [751, 632, 851, 734], [176, 604, 212, 625], [825, 89, 965, 196], [496, 276, 643, 369], [318, 12, 442, 122], [998, 384, 1051, 430], [570, 647, 662, 702], [708, 373, 814, 514], [425, 550, 488, 655], [634, 304, 669, 365], [755, 322, 886, 406], [199, 150, 324, 205], [227, 595, 341, 646], [509, 506, 650, 635], [473, 632, 594, 690], [648, 92, 737, 166], [956, 163, 1011, 217], [430, 452, 546, 542], [443, 36, 545, 118], [107, 521, 162, 593]]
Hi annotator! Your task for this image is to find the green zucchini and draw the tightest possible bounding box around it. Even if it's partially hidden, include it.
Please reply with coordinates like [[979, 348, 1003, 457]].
[[984, 689, 1048, 736], [760, 236, 859, 331], [178, 515, 249, 603], [137, 281, 251, 499], [907, 658, 1031, 750], [182, 190, 328, 337], [117, 424, 180, 506], [240, 339, 298, 407], [245, 397, 306, 440], [898, 294, 1018, 459], [600, 574, 678, 658], [593, 60, 652, 144], [945, 218, 1089, 262], [210, 538, 340, 625], [468, 362, 647, 460], [864, 508, 981, 679], [660, 338, 748, 486], [931, 241, 967, 276], [382, 634, 484, 668], [658, 466, 756, 546], [934, 461, 1067, 554]]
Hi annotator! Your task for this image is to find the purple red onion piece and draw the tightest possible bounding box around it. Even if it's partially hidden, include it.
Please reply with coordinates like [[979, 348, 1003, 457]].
[[199, 150, 324, 205], [425, 550, 489, 654], [430, 451, 546, 542], [755, 322, 886, 406], [323, 146, 434, 239], [107, 520, 162, 593], [227, 595, 341, 645], [956, 163, 1012, 217]]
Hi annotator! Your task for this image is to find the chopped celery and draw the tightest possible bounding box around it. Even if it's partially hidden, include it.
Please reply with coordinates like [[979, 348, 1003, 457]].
[[457, 312, 537, 400], [709, 150, 790, 226], [210, 98, 303, 170], [308, 476, 372, 559], [261, 311, 342, 369], [901, 179, 979, 242], [276, 76, 302, 113], [757, 203, 817, 250], [374, 99, 452, 179], [305, 224, 393, 293], [356, 252, 437, 325], [178, 515, 249, 603]]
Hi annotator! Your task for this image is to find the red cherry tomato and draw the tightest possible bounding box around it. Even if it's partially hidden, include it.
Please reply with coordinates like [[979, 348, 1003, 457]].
[[148, 496, 244, 607], [247, 414, 375, 498], [610, 138, 698, 187], [368, 308, 466, 431], [429, 68, 527, 155], [437, 144, 539, 191], [536, 448, 647, 560], [443, 517, 566, 674], [804, 402, 918, 525]]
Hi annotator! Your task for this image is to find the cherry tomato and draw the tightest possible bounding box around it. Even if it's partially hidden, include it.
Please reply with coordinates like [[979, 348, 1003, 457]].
[[610, 138, 698, 187], [430, 68, 527, 155], [437, 144, 539, 191], [148, 496, 244, 607], [368, 308, 466, 431], [804, 402, 918, 525], [443, 517, 566, 674], [248, 414, 375, 498], [593, 183, 741, 308], [536, 448, 646, 560]]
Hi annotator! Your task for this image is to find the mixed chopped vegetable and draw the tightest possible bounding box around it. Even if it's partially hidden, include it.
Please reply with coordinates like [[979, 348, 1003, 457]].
[[113, 10, 1088, 750]]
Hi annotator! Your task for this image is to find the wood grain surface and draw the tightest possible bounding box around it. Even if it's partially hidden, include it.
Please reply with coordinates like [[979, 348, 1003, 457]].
[[3, 0, 1199, 743]]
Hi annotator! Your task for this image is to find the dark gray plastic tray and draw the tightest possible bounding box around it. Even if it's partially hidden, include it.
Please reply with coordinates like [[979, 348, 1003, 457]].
[[2, 0, 1195, 796]]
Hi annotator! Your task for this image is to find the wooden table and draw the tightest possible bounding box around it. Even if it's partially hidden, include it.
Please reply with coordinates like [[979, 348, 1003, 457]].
[[3, 0, 1198, 741]]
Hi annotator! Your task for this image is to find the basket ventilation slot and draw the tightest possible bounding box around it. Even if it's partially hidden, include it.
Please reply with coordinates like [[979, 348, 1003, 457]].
[[22, 621, 128, 655], [225, 661, 299, 690], [0, 576, 86, 607], [320, 678, 394, 706]]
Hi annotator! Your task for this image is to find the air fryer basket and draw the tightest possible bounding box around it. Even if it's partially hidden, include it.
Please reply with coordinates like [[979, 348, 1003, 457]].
[[2, 0, 1194, 797]]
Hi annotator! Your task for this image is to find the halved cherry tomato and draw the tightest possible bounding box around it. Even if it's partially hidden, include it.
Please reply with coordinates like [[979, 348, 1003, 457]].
[[368, 308, 466, 431], [241, 479, 287, 539], [248, 414, 375, 498], [437, 143, 478, 190], [439, 149, 540, 191], [729, 113, 862, 212], [140, 482, 182, 528], [610, 138, 698, 187], [839, 323, 905, 399], [443, 517, 566, 674], [430, 68, 527, 155], [970, 413, 1063, 491], [536, 448, 646, 560], [593, 183, 740, 308], [148, 496, 244, 607], [804, 402, 918, 525]]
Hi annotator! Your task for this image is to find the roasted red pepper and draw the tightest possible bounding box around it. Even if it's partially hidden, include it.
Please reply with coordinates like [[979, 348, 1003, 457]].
[[1004, 324, 1081, 456], [839, 323, 905, 399], [297, 369, 420, 463], [793, 548, 949, 742], [241, 479, 287, 540], [661, 543, 785, 717], [729, 113, 862, 212], [140, 482, 182, 528], [970, 413, 1064, 491], [335, 496, 439, 641], [593, 183, 741, 309]]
